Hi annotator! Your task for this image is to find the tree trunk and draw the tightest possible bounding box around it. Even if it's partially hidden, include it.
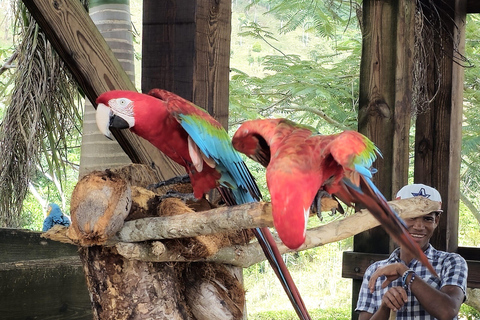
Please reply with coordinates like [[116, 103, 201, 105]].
[[70, 166, 247, 319], [79, 0, 133, 177], [79, 246, 193, 320]]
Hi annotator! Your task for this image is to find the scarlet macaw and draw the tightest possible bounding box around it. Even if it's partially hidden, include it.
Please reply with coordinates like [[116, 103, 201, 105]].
[[232, 118, 436, 276], [95, 89, 311, 320]]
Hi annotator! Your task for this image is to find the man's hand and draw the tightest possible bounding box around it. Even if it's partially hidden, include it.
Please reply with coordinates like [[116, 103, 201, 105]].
[[381, 286, 408, 312], [368, 263, 409, 292]]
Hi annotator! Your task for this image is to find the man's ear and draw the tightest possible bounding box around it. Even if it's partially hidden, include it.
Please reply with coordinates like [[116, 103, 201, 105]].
[[434, 213, 441, 226]]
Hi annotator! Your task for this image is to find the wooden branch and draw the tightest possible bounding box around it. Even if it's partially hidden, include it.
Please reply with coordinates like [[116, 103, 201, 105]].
[[43, 165, 439, 267], [113, 197, 440, 267], [113, 202, 273, 243], [45, 195, 439, 267]]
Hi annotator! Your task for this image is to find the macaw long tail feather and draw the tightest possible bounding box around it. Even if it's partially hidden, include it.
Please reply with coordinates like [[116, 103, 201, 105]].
[[253, 227, 311, 320], [218, 186, 311, 320], [217, 186, 237, 206], [340, 175, 438, 278]]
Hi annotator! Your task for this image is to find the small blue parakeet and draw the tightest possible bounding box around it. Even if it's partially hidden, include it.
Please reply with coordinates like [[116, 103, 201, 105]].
[[42, 203, 71, 232]]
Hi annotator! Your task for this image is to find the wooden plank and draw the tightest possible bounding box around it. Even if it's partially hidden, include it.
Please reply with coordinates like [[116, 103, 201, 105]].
[[142, 0, 231, 128], [465, 260, 480, 289], [392, 0, 415, 193], [458, 246, 480, 260], [358, 0, 397, 199], [0, 258, 91, 319], [21, 0, 184, 181], [0, 229, 91, 319], [342, 251, 388, 280], [344, 253, 480, 289], [342, 251, 480, 288], [354, 1, 416, 317], [0, 228, 78, 263]]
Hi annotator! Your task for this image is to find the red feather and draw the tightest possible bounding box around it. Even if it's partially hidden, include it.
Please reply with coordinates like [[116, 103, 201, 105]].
[[233, 118, 437, 276]]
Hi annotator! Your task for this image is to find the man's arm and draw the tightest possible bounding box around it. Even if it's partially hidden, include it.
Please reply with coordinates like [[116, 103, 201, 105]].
[[409, 278, 464, 320], [368, 263, 465, 320]]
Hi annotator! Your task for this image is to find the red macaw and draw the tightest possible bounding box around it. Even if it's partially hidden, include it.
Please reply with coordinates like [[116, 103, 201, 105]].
[[95, 89, 311, 320], [232, 118, 436, 276]]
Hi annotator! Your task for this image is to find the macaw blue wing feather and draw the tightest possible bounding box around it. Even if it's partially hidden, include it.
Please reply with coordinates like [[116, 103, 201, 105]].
[[178, 113, 261, 204]]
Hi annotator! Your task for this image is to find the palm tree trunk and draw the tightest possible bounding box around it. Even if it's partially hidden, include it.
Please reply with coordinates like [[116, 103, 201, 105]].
[[78, 0, 133, 177]]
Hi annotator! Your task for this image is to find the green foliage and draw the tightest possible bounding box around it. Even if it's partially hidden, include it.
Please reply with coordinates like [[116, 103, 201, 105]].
[[234, 3, 480, 317], [245, 237, 353, 316], [459, 304, 480, 320], [252, 41, 262, 52], [461, 14, 480, 231], [0, 2, 84, 228], [458, 201, 480, 247], [229, 1, 361, 134], [249, 307, 349, 320]]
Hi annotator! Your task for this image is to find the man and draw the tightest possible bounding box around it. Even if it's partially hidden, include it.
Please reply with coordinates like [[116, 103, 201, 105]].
[[356, 184, 468, 320]]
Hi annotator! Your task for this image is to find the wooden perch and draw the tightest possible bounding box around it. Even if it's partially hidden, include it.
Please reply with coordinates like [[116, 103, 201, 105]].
[[111, 197, 440, 267], [114, 201, 273, 243], [45, 171, 440, 267], [41, 165, 439, 319]]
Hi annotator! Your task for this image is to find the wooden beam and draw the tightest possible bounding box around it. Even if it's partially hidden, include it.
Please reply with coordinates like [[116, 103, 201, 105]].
[[342, 250, 480, 289], [0, 228, 78, 263], [467, 0, 480, 13], [142, 0, 231, 128], [21, 0, 184, 181], [0, 229, 91, 319]]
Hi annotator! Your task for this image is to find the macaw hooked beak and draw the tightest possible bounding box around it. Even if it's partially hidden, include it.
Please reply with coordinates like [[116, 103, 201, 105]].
[[96, 103, 130, 140]]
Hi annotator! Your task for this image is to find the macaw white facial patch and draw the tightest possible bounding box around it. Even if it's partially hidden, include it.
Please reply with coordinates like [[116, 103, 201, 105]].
[[110, 98, 135, 128]]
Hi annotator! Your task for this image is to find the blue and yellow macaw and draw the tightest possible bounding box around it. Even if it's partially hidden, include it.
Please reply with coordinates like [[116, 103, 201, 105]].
[[42, 203, 70, 231]]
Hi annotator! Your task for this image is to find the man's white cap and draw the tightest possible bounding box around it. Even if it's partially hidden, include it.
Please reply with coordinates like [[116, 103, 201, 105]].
[[396, 183, 442, 204]]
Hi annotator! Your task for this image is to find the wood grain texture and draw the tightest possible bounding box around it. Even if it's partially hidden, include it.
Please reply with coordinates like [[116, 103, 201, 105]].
[[142, 0, 231, 128], [414, 0, 464, 252], [0, 229, 91, 319], [115, 201, 273, 243], [22, 0, 185, 181], [355, 0, 399, 268]]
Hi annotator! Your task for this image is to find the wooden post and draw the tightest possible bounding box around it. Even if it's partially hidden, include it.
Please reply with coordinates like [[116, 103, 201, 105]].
[[352, 1, 416, 318], [140, 1, 239, 318], [142, 0, 231, 128], [414, 0, 466, 252]]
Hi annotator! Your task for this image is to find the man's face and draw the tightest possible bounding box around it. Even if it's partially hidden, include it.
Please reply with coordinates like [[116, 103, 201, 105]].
[[404, 212, 440, 250]]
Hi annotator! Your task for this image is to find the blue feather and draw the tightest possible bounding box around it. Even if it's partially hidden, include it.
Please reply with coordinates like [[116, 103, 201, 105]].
[[42, 203, 70, 232], [178, 114, 261, 204]]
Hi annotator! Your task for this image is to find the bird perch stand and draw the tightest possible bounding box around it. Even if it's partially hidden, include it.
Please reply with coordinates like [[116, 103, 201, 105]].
[[43, 164, 440, 320]]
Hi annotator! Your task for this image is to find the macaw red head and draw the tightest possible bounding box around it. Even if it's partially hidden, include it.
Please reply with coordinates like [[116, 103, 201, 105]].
[[95, 90, 143, 139], [268, 169, 321, 249]]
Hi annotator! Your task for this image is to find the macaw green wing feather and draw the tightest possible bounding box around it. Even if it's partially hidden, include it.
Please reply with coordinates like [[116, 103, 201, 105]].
[[179, 112, 261, 203]]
